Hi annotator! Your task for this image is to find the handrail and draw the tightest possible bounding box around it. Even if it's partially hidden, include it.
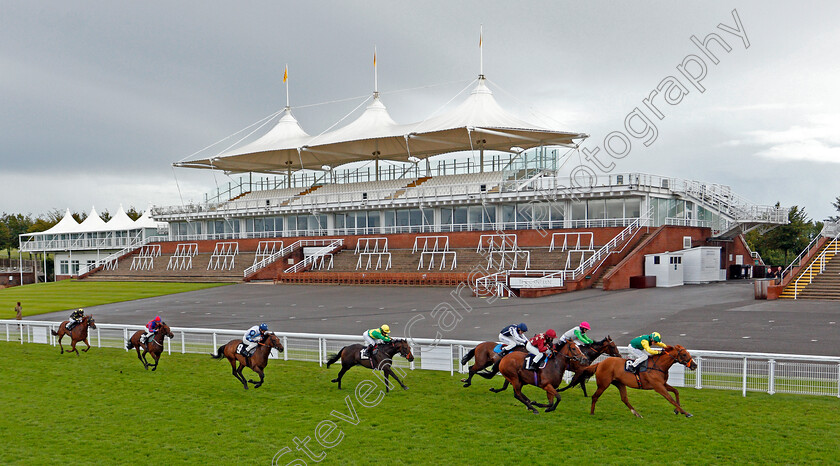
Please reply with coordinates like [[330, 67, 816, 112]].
[[781, 231, 832, 283], [244, 238, 341, 277], [791, 237, 839, 299], [78, 233, 150, 275], [284, 239, 344, 273]]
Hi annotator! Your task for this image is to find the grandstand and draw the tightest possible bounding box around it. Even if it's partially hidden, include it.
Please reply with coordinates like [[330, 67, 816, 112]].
[[20, 74, 790, 297]]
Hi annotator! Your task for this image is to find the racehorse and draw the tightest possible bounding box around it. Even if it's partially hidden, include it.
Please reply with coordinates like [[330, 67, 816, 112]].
[[211, 333, 284, 389], [569, 345, 697, 418], [459, 341, 526, 387], [125, 322, 174, 371], [51, 315, 96, 355], [326, 339, 414, 392], [491, 341, 587, 414], [559, 336, 623, 397]]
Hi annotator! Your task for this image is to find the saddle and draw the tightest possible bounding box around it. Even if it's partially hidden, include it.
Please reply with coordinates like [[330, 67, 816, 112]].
[[493, 344, 505, 355], [625, 359, 649, 373], [524, 354, 549, 371]]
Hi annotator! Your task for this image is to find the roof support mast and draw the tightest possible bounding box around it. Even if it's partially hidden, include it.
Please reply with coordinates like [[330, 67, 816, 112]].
[[479, 26, 484, 172]]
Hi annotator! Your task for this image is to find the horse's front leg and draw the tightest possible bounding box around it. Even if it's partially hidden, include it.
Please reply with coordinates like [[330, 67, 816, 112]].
[[140, 349, 151, 369], [151, 352, 161, 371], [512, 382, 538, 414], [70, 339, 80, 356], [249, 367, 266, 388], [664, 383, 683, 414], [82, 337, 91, 352], [384, 366, 408, 391], [654, 384, 691, 417]]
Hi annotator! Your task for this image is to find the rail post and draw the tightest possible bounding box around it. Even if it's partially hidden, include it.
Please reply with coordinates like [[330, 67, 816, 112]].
[[450, 344, 454, 376], [212, 332, 217, 352], [181, 331, 186, 354], [97, 327, 101, 348], [6, 323, 9, 342], [124, 328, 129, 351], [695, 357, 702, 389], [318, 338, 324, 367], [283, 336, 288, 361], [166, 336, 171, 355], [20, 323, 24, 344], [742, 357, 748, 397], [837, 364, 840, 398], [768, 359, 775, 395]]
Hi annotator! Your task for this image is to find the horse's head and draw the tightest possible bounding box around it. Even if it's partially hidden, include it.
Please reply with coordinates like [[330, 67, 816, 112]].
[[666, 345, 697, 370], [264, 332, 284, 353], [85, 315, 97, 329], [392, 339, 414, 362], [160, 322, 174, 339], [559, 341, 588, 365], [601, 336, 622, 357]]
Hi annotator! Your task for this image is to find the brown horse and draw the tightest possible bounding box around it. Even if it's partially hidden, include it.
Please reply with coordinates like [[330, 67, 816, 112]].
[[125, 323, 174, 371], [571, 345, 697, 418], [459, 342, 526, 387], [326, 339, 414, 392], [559, 336, 623, 397], [51, 315, 96, 355], [211, 333, 284, 389], [492, 341, 587, 414]]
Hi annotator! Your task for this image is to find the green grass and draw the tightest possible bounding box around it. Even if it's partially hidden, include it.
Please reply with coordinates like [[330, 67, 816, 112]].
[[1, 343, 838, 465], [0, 281, 230, 318]]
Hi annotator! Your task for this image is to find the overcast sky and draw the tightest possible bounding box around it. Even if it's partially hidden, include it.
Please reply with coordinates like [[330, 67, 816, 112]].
[[2, 1, 838, 220]]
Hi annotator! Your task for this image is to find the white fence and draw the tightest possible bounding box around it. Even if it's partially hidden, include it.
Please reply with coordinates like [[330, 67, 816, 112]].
[[4, 319, 840, 397]]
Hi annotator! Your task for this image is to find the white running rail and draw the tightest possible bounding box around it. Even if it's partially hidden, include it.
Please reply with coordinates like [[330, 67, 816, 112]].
[[7, 319, 840, 397]]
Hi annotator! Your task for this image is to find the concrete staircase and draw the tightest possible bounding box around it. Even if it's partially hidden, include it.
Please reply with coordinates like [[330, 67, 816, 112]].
[[780, 239, 840, 300]]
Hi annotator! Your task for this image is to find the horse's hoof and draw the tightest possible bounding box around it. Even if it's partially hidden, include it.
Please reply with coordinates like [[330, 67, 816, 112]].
[[674, 409, 680, 415], [531, 410, 539, 415], [462, 383, 471, 388], [402, 386, 409, 390], [331, 379, 338, 383], [460, 378, 467, 383], [685, 413, 693, 418]]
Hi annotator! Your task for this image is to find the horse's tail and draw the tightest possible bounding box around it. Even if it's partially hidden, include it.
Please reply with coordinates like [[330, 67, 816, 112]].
[[125, 340, 134, 350], [559, 362, 599, 392], [211, 345, 225, 359], [326, 347, 344, 368], [460, 348, 476, 366], [51, 329, 59, 336]]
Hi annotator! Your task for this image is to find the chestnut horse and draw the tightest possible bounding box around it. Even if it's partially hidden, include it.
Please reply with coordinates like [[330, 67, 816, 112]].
[[459, 342, 525, 387], [125, 323, 174, 371], [492, 341, 587, 414], [211, 333, 284, 389], [326, 339, 414, 392], [559, 336, 623, 397], [570, 345, 697, 418], [51, 315, 96, 355]]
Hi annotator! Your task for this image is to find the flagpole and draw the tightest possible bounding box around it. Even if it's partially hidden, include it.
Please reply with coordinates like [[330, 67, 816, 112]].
[[479, 25, 484, 78], [284, 63, 290, 108], [374, 46, 378, 95]]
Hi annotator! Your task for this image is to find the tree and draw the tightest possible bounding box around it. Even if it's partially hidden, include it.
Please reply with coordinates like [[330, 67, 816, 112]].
[[746, 204, 820, 266], [829, 196, 840, 222], [126, 206, 142, 221]]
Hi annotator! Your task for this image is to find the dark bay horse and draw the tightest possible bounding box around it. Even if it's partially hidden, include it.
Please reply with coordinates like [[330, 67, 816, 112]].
[[492, 341, 587, 414], [459, 342, 526, 387], [211, 333, 284, 389], [570, 345, 697, 418], [559, 336, 623, 397], [126, 323, 174, 371], [326, 339, 414, 392], [51, 315, 96, 355]]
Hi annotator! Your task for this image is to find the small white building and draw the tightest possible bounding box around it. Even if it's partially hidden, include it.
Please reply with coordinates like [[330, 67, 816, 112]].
[[679, 246, 724, 284], [19, 206, 167, 280], [644, 251, 684, 287]]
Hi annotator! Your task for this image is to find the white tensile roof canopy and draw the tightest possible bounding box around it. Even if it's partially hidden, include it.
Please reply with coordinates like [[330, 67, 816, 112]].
[[176, 77, 587, 174]]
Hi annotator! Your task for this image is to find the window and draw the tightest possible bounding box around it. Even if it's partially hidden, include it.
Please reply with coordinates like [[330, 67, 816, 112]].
[[587, 199, 606, 220], [653, 256, 660, 265], [70, 260, 80, 275], [60, 260, 69, 275], [605, 198, 624, 219]]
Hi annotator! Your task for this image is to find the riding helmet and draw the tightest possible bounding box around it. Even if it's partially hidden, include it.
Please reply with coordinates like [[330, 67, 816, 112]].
[[651, 332, 661, 342], [381, 324, 390, 334], [518, 323, 528, 332], [545, 329, 557, 339], [259, 323, 268, 332], [580, 321, 591, 330]]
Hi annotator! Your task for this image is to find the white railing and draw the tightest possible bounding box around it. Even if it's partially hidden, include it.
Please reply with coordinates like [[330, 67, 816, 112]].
[[5, 319, 840, 396], [167, 243, 199, 271], [129, 245, 161, 271], [254, 241, 284, 266], [549, 232, 594, 252], [283, 239, 344, 274], [418, 251, 457, 271], [207, 242, 239, 271], [476, 234, 518, 253], [487, 250, 530, 270], [791, 238, 839, 299], [354, 237, 389, 254], [412, 236, 450, 254]]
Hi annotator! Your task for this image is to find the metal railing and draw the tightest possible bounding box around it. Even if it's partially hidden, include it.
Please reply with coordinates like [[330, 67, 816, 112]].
[[284, 239, 344, 273], [244, 239, 342, 277], [4, 319, 840, 397], [791, 238, 839, 299]]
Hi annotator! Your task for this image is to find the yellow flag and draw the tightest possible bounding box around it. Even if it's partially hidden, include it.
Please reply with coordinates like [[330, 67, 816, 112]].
[[283, 65, 288, 83], [373, 51, 377, 67], [479, 32, 482, 48]]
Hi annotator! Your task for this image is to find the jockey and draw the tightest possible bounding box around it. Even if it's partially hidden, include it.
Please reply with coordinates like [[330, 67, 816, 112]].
[[627, 332, 667, 371], [499, 323, 529, 354], [66, 308, 85, 331], [559, 321, 594, 348], [243, 323, 268, 356], [142, 316, 162, 344], [362, 325, 392, 359], [527, 329, 557, 370]]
